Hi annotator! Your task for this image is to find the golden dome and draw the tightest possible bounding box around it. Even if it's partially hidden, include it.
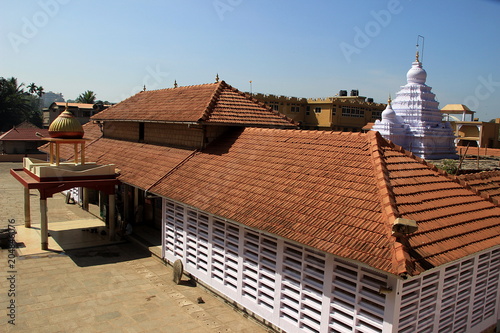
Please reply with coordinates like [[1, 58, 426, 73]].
[[48, 106, 84, 139]]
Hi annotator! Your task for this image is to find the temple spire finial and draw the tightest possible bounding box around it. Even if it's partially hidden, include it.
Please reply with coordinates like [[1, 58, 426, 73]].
[[174, 80, 178, 88], [416, 35, 424, 63], [215, 73, 219, 83], [143, 85, 146, 92], [388, 94, 392, 105]]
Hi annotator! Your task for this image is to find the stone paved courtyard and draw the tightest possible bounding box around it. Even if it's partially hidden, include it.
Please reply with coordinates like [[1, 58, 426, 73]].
[[0, 162, 269, 333]]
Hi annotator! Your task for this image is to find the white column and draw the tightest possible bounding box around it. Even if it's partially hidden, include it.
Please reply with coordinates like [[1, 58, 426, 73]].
[[40, 199, 48, 250], [24, 188, 31, 228]]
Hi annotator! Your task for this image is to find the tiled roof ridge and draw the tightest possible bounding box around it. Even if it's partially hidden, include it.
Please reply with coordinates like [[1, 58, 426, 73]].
[[92, 82, 220, 121], [241, 89, 296, 125], [367, 131, 413, 276], [384, 139, 500, 207], [142, 82, 218, 94], [458, 170, 500, 181], [454, 170, 500, 207], [200, 81, 296, 125], [198, 81, 225, 121]]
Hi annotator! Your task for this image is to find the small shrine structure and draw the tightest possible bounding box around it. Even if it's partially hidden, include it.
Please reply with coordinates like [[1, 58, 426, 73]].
[[10, 105, 119, 250], [372, 52, 457, 160]]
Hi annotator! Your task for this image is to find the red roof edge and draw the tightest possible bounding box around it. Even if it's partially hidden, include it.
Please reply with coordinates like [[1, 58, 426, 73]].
[[199, 80, 297, 126], [199, 81, 224, 121], [368, 131, 414, 276]]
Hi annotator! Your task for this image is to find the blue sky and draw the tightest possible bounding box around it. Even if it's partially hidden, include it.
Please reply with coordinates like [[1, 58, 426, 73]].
[[1, 0, 500, 121]]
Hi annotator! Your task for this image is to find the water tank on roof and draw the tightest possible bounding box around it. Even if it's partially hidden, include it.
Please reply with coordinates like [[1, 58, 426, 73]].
[[367, 98, 374, 103], [350, 90, 359, 97], [339, 90, 347, 96]]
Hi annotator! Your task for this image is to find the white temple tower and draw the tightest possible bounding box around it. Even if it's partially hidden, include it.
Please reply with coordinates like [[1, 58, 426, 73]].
[[372, 53, 457, 160]]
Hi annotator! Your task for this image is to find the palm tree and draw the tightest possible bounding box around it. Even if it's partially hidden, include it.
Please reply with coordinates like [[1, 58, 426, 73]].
[[36, 86, 44, 97], [27, 82, 37, 95], [76, 90, 96, 104], [0, 77, 31, 131]]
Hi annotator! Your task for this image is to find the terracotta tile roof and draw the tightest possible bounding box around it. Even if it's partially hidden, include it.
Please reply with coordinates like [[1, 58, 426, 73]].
[[92, 81, 295, 127], [151, 128, 394, 272], [457, 171, 500, 205], [46, 125, 500, 276], [381, 141, 500, 275], [83, 139, 196, 190], [0, 127, 49, 141]]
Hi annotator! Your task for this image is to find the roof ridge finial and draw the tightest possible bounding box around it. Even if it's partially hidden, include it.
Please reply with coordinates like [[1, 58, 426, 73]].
[[215, 73, 219, 83], [143, 85, 146, 92], [174, 80, 178, 88]]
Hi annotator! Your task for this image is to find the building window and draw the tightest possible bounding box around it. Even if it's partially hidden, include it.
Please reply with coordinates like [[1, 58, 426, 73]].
[[372, 111, 382, 120], [315, 107, 322, 113], [291, 106, 300, 113], [342, 106, 365, 118], [306, 106, 310, 116], [332, 108, 336, 116]]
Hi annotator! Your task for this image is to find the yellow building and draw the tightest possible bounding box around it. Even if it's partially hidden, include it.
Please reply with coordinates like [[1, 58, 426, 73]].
[[441, 104, 500, 148], [252, 90, 386, 131]]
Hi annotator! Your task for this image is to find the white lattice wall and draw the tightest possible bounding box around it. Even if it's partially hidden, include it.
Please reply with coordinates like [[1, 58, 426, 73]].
[[162, 199, 393, 333], [63, 187, 81, 205], [397, 248, 500, 332]]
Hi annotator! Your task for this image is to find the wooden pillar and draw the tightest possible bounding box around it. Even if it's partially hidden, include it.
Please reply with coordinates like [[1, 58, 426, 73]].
[[55, 143, 60, 166], [49, 142, 54, 164], [40, 199, 48, 250], [108, 194, 115, 241], [74, 143, 78, 164], [82, 187, 89, 211], [81, 142, 85, 164], [124, 185, 131, 225], [24, 188, 31, 228], [134, 187, 139, 216]]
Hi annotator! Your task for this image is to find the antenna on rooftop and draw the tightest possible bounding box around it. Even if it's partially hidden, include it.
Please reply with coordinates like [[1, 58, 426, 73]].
[[416, 35, 425, 63]]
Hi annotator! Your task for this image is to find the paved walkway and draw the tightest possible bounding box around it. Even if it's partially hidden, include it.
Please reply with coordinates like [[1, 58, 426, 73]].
[[0, 162, 269, 333]]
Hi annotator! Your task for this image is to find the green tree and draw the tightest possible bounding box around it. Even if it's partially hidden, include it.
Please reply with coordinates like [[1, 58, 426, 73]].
[[27, 82, 37, 94], [0, 77, 31, 131], [76, 90, 96, 104], [0, 77, 44, 131]]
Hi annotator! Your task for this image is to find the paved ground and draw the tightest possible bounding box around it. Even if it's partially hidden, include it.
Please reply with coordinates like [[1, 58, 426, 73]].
[[0, 162, 269, 333]]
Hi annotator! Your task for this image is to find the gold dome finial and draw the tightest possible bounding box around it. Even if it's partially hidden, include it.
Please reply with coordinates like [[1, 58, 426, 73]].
[[388, 94, 392, 105], [174, 80, 178, 88], [416, 50, 420, 62], [215, 73, 219, 83]]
